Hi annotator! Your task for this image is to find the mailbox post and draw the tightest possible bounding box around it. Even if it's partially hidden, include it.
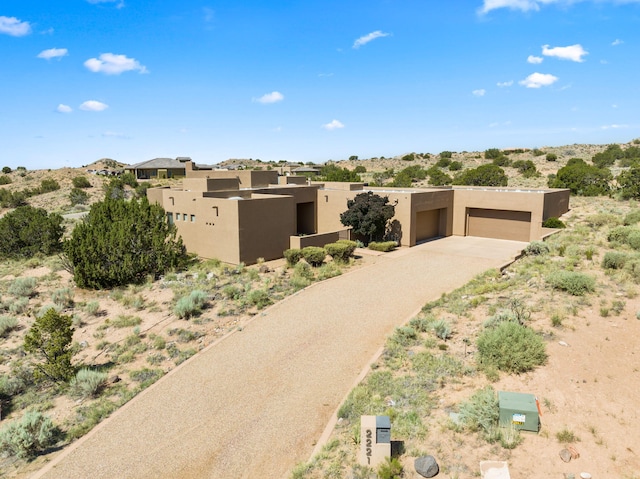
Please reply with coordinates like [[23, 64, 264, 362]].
[[359, 415, 391, 467]]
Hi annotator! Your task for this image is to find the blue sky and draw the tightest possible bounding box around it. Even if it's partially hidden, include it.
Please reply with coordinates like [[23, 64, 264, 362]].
[[1, 0, 639, 169]]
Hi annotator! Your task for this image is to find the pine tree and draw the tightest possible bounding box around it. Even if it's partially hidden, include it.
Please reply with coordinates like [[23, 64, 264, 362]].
[[24, 308, 75, 382]]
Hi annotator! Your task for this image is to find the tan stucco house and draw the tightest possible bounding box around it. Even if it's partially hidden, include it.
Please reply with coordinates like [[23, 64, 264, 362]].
[[147, 161, 570, 265]]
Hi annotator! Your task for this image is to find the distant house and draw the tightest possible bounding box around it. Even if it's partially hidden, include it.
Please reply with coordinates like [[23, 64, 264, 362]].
[[125, 157, 193, 180]]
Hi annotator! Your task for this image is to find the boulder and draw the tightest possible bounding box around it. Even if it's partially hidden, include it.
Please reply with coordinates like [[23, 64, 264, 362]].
[[415, 455, 439, 478]]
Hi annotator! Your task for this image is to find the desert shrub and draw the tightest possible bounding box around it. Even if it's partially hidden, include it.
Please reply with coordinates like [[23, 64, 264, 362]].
[[435, 157, 451, 168], [292, 261, 314, 280], [301, 246, 326, 267], [38, 178, 60, 193], [546, 271, 596, 295], [37, 304, 62, 317], [316, 262, 342, 280], [0, 315, 18, 338], [618, 167, 640, 200], [542, 217, 566, 229], [608, 225, 636, 244], [439, 151, 453, 159], [624, 210, 640, 226], [546, 153, 558, 162], [368, 241, 397, 252], [377, 457, 403, 479], [625, 259, 640, 282], [432, 319, 452, 340], [390, 326, 419, 347], [324, 241, 356, 263], [426, 166, 452, 186], [0, 206, 64, 259], [459, 386, 499, 435], [448, 160, 463, 171], [69, 188, 90, 206], [477, 322, 547, 374], [72, 176, 92, 188], [129, 368, 163, 388], [602, 252, 630, 270], [0, 410, 58, 459], [483, 309, 519, 329], [246, 289, 272, 309], [174, 290, 208, 318], [585, 213, 621, 228], [70, 369, 108, 398], [9, 297, 29, 315], [2, 166, 11, 174], [628, 230, 640, 250], [84, 301, 100, 316], [283, 248, 303, 267], [548, 159, 611, 196], [111, 314, 142, 328], [524, 241, 550, 256], [0, 175, 11, 185], [9, 277, 37, 298], [52, 287, 74, 308], [453, 164, 508, 187], [222, 285, 242, 300]]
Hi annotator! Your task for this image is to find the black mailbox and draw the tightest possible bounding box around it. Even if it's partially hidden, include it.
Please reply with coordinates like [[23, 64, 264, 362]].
[[376, 415, 391, 444]]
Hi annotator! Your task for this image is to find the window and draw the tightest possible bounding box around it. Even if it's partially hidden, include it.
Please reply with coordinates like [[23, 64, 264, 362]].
[[175, 213, 180, 221], [183, 214, 187, 221], [190, 215, 195, 222], [167, 212, 174, 225]]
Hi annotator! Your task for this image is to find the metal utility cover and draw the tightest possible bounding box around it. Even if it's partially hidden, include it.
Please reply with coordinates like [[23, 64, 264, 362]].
[[498, 391, 539, 432]]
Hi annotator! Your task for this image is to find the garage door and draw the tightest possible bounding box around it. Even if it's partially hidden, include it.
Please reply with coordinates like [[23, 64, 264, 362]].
[[467, 208, 531, 241], [416, 209, 441, 243]]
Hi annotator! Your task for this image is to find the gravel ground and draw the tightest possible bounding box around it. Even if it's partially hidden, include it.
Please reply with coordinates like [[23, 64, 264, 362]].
[[32, 236, 526, 479]]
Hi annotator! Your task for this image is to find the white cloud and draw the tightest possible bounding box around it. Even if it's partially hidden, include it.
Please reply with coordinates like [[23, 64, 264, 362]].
[[527, 55, 543, 64], [79, 100, 109, 112], [519, 72, 558, 88], [353, 30, 390, 49], [84, 53, 148, 75], [56, 104, 72, 113], [254, 91, 284, 104], [479, 0, 637, 14], [87, 0, 125, 8], [542, 44, 588, 62], [472, 89, 486, 97], [612, 39, 623, 46], [497, 80, 513, 87], [0, 16, 31, 36], [37, 48, 68, 60], [601, 124, 628, 130], [322, 120, 344, 131]]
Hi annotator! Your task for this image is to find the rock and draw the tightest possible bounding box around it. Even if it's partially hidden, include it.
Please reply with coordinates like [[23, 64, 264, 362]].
[[559, 448, 572, 463], [259, 265, 271, 273], [580, 473, 592, 479], [559, 341, 569, 347], [415, 455, 439, 478], [109, 375, 121, 384]]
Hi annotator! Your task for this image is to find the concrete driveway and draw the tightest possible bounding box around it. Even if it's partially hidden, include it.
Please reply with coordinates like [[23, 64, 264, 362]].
[[33, 236, 527, 479]]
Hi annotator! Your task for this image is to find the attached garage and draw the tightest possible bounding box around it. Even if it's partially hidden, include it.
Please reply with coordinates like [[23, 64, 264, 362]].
[[466, 208, 531, 241], [415, 209, 443, 243]]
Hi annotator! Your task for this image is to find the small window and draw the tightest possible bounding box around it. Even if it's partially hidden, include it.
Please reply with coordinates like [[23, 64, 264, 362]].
[[175, 213, 180, 221], [167, 212, 174, 225], [190, 215, 195, 222], [183, 214, 187, 221]]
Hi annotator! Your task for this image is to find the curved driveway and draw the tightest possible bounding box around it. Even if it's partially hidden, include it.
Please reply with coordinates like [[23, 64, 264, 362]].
[[33, 236, 526, 479]]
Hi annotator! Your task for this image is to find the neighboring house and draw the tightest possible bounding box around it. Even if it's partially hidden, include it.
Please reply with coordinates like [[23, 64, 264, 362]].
[[147, 161, 570, 265], [125, 157, 194, 179]]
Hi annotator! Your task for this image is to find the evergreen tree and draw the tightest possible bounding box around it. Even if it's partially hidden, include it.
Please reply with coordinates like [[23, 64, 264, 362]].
[[24, 308, 74, 382], [0, 206, 64, 258], [340, 192, 395, 244], [64, 196, 187, 289]]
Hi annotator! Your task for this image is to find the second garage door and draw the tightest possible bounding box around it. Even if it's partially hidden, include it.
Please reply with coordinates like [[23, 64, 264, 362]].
[[467, 208, 531, 241], [416, 209, 442, 243]]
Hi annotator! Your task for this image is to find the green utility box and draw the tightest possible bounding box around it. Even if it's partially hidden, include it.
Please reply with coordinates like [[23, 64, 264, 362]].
[[498, 391, 539, 432]]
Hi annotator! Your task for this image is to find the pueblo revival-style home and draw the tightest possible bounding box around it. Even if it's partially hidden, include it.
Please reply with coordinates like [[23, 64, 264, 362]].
[[146, 161, 570, 265]]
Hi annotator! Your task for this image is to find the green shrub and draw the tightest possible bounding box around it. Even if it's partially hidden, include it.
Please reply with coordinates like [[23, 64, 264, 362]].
[[72, 176, 92, 188], [542, 217, 566, 228], [453, 164, 508, 187], [0, 206, 64, 259], [0, 411, 58, 459], [624, 210, 640, 226], [174, 290, 208, 318], [377, 457, 403, 479], [524, 241, 550, 256], [459, 386, 499, 435], [222, 285, 242, 300], [24, 308, 75, 382], [129, 368, 163, 388], [608, 225, 634, 243], [602, 251, 630, 269], [0, 175, 11, 185], [246, 289, 272, 309], [316, 262, 342, 280], [477, 322, 547, 374], [2, 166, 11, 174], [9, 277, 37, 298], [70, 369, 108, 398], [449, 160, 463, 171], [84, 301, 100, 316], [111, 314, 142, 328], [301, 246, 326, 267], [368, 241, 397, 252], [628, 230, 640, 250], [546, 271, 596, 296], [391, 326, 418, 347], [546, 153, 558, 162], [0, 315, 18, 338], [283, 248, 303, 267], [9, 297, 29, 315], [324, 241, 356, 263]]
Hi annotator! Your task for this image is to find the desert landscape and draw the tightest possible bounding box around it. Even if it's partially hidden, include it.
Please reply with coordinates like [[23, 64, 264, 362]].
[[0, 142, 639, 479]]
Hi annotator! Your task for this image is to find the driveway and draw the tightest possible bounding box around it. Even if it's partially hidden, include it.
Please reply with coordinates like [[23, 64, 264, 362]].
[[33, 236, 527, 479]]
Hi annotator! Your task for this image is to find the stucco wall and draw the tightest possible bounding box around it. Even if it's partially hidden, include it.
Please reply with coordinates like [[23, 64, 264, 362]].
[[543, 189, 571, 220]]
